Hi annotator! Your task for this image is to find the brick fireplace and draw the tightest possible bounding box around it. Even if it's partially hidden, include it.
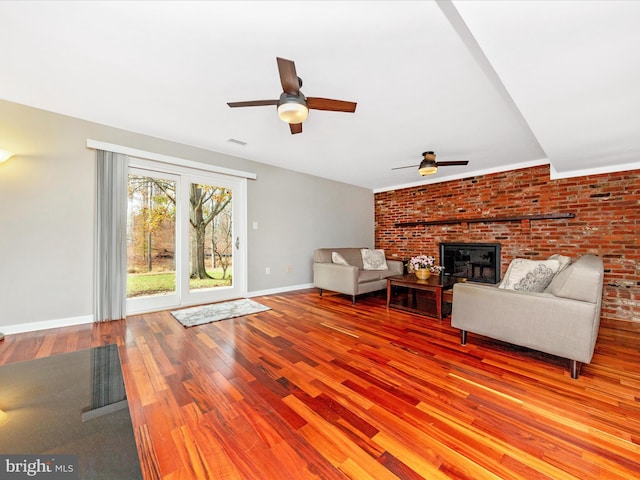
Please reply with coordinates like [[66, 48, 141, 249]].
[[374, 164, 640, 324]]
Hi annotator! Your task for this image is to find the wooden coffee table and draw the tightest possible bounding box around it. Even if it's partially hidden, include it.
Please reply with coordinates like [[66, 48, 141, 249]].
[[386, 274, 463, 320]]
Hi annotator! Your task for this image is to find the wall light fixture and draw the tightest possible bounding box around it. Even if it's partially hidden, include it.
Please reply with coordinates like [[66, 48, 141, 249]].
[[0, 150, 14, 163]]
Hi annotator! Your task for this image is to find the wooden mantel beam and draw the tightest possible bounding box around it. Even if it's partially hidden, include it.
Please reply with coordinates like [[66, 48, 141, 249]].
[[395, 212, 575, 228]]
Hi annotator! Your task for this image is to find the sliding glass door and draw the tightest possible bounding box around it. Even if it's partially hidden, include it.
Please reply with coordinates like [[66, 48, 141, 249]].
[[127, 169, 179, 312], [126, 162, 246, 314], [181, 175, 243, 306]]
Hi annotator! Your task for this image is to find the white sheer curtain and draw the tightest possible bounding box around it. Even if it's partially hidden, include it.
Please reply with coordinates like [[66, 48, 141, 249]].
[[94, 150, 128, 322]]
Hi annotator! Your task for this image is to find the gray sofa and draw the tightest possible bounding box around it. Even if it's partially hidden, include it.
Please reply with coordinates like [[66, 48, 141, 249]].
[[451, 254, 604, 379], [313, 248, 403, 304]]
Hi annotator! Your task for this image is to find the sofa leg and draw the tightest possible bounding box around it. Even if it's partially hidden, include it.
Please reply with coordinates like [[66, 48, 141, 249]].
[[318, 288, 323, 297], [570, 360, 581, 379], [460, 330, 467, 345], [352, 295, 356, 305]]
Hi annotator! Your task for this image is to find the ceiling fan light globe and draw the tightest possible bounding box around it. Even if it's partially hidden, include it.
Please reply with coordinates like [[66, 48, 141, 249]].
[[277, 96, 309, 123], [418, 159, 438, 176]]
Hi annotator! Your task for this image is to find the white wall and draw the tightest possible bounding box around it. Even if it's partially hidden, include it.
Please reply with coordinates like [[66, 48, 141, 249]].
[[0, 99, 373, 332]]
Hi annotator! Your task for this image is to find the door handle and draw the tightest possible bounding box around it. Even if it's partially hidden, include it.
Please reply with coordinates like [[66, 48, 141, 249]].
[[235, 237, 240, 250]]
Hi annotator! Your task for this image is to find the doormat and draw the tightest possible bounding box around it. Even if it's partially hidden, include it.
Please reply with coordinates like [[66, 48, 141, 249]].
[[171, 299, 271, 327]]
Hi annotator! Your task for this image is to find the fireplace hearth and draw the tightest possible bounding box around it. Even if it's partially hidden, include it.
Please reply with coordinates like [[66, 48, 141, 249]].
[[440, 242, 501, 284]]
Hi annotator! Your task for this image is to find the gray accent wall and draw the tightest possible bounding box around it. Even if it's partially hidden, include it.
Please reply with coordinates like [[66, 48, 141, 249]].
[[0, 99, 373, 330]]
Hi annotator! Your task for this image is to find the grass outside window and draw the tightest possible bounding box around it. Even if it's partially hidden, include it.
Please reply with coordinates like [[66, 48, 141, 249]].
[[127, 270, 232, 297]]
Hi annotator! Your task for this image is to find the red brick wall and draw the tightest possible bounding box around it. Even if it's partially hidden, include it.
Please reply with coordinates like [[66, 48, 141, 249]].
[[375, 164, 639, 323]]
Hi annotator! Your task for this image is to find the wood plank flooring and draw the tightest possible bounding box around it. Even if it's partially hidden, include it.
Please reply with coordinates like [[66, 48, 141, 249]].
[[1, 289, 640, 479]]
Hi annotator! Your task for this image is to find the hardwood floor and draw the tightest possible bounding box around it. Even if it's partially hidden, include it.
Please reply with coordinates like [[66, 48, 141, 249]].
[[1, 289, 640, 479]]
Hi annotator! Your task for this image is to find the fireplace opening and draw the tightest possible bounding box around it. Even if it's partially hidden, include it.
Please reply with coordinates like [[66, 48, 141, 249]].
[[440, 242, 501, 284]]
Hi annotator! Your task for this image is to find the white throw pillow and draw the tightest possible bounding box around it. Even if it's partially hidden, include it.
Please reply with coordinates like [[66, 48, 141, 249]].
[[361, 249, 388, 270], [499, 258, 560, 292], [548, 254, 571, 272], [332, 251, 350, 266]]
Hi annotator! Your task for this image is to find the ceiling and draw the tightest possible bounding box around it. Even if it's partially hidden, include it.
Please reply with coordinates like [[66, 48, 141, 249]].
[[1, 1, 639, 192]]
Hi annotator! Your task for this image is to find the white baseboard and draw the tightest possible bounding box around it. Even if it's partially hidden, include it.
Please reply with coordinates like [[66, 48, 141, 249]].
[[248, 283, 314, 298], [1, 284, 315, 336], [1, 314, 94, 336]]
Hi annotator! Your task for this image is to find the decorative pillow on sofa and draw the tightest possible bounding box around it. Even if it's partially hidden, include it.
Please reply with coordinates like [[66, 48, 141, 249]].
[[548, 254, 571, 272], [331, 251, 350, 266], [360, 249, 388, 270], [498, 258, 560, 292]]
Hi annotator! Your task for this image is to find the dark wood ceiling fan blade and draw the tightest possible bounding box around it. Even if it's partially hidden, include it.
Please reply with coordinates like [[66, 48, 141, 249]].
[[227, 100, 278, 108], [307, 97, 357, 112], [277, 57, 300, 96], [289, 123, 303, 135], [437, 161, 469, 166], [391, 164, 419, 170]]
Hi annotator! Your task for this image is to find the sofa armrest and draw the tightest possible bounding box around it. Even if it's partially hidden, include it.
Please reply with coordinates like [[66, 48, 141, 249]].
[[451, 282, 601, 364], [313, 263, 359, 296], [386, 260, 404, 276]]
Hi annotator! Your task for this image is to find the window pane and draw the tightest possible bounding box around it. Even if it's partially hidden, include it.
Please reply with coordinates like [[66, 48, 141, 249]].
[[188, 183, 233, 291], [127, 175, 177, 298]]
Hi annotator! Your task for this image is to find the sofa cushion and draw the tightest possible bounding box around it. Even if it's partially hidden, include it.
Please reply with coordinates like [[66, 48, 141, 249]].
[[332, 251, 350, 266], [339, 249, 366, 269], [546, 254, 604, 303], [359, 269, 385, 282], [314, 248, 365, 269], [361, 249, 388, 271], [548, 254, 572, 272], [499, 258, 560, 292]]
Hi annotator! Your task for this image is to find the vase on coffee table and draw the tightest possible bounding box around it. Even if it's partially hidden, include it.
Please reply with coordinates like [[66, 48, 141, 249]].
[[415, 269, 430, 280]]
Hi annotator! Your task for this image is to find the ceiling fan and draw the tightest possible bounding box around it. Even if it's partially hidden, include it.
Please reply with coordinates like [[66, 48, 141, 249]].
[[227, 57, 357, 135], [392, 151, 469, 176]]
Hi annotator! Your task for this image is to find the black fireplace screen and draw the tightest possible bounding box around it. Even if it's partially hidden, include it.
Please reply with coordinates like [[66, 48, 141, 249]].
[[440, 243, 501, 284]]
